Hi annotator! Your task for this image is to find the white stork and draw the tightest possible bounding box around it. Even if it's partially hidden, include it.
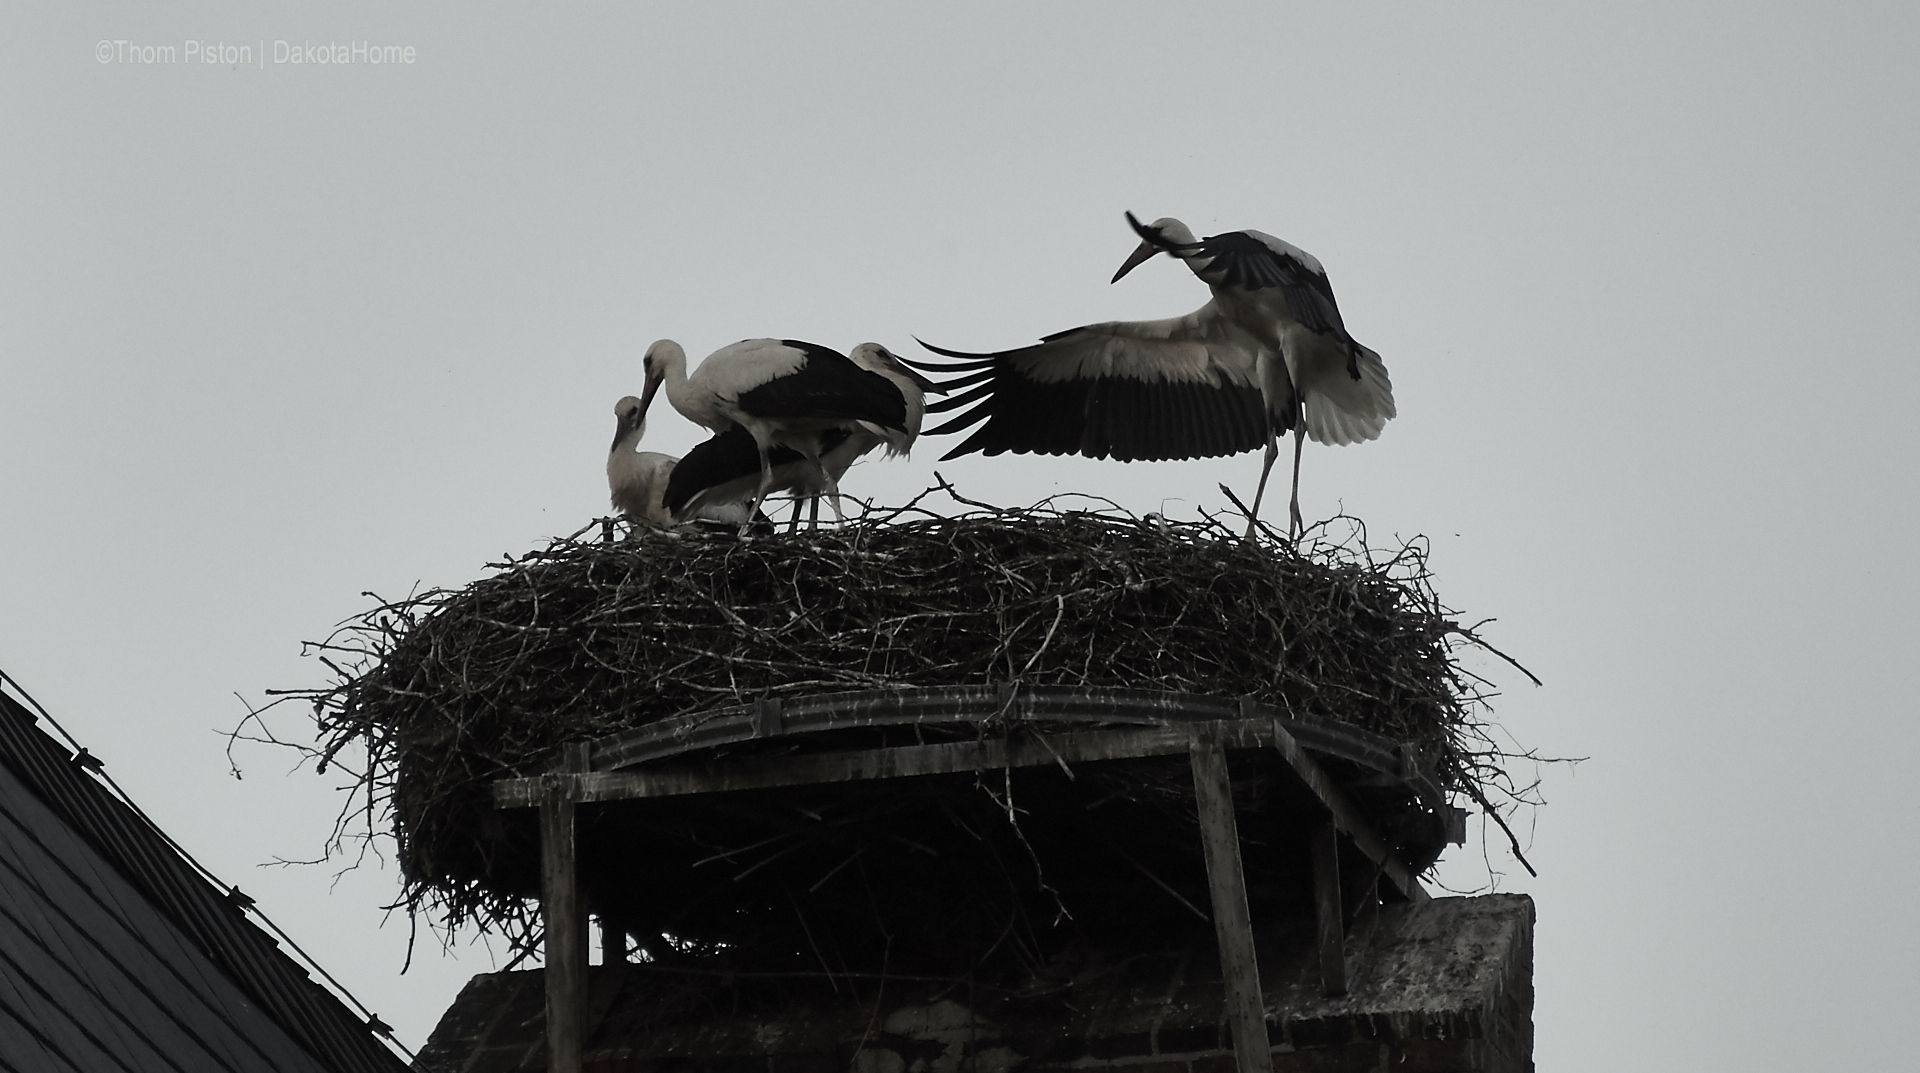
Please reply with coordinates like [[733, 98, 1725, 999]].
[[797, 341, 938, 525], [904, 213, 1394, 537], [607, 396, 760, 528], [664, 426, 819, 529], [662, 343, 939, 529], [828, 342, 938, 474], [606, 395, 679, 526], [638, 338, 915, 529]]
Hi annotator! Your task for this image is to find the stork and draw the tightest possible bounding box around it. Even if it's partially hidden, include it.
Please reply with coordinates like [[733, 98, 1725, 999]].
[[664, 425, 838, 530], [795, 341, 939, 525], [663, 343, 940, 529], [606, 395, 680, 526], [638, 338, 913, 529], [903, 213, 1394, 537], [607, 396, 761, 528]]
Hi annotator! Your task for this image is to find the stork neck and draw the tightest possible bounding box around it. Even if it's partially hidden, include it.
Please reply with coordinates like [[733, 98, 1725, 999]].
[[662, 364, 728, 432]]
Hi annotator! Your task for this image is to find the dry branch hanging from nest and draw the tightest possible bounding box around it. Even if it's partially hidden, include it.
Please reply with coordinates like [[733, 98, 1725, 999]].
[[272, 491, 1530, 973]]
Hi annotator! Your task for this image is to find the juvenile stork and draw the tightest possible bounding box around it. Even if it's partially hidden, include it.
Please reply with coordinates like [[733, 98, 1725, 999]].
[[904, 213, 1394, 536], [828, 342, 938, 475], [607, 396, 761, 527], [638, 338, 913, 528], [664, 426, 830, 529], [797, 342, 939, 525], [606, 395, 679, 526], [662, 343, 939, 529]]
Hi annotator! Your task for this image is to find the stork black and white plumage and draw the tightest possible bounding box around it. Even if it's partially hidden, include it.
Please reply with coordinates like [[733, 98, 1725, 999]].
[[906, 213, 1394, 537], [833, 341, 938, 465], [607, 396, 761, 528], [638, 338, 914, 529], [796, 341, 939, 524], [663, 425, 815, 529], [661, 343, 940, 530]]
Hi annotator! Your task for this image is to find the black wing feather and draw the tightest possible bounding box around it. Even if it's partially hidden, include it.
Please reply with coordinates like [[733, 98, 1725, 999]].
[[733, 340, 908, 431], [1192, 232, 1348, 335], [665, 427, 807, 515], [930, 349, 1269, 463]]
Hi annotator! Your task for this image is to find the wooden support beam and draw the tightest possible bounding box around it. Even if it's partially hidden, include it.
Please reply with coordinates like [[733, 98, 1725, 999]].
[[577, 686, 1422, 798], [1310, 823, 1346, 996], [496, 721, 1274, 808], [1189, 733, 1269, 1073], [1269, 719, 1430, 905], [541, 755, 588, 1072]]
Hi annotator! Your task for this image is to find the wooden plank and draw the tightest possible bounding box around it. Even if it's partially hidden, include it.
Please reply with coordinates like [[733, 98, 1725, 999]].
[[1189, 733, 1269, 1073], [1269, 720, 1431, 905], [1310, 823, 1346, 996], [498, 721, 1275, 808], [573, 687, 1443, 815], [540, 781, 585, 1073], [585, 686, 1245, 772]]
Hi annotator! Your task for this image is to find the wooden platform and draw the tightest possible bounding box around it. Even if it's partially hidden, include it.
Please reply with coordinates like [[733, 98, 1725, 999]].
[[490, 685, 1468, 1073]]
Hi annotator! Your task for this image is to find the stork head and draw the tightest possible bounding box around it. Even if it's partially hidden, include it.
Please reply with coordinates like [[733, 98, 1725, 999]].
[[1112, 213, 1199, 283], [637, 339, 683, 419], [850, 342, 942, 395], [611, 395, 645, 452]]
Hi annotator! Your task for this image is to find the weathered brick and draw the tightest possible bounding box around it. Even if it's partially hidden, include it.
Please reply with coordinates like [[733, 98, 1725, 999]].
[[1287, 1016, 1353, 1050], [1391, 1040, 1475, 1073], [1157, 1026, 1221, 1054], [1088, 1033, 1155, 1059], [427, 897, 1534, 1073], [1044, 1035, 1088, 1062], [1272, 1042, 1384, 1073]]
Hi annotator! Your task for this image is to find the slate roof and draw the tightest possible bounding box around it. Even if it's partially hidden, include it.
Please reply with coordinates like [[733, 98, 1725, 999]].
[[0, 678, 410, 1073]]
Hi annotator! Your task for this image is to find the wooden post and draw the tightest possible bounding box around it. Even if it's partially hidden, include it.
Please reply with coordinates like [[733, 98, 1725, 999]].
[[1189, 733, 1268, 1073], [1310, 823, 1346, 996], [542, 767, 587, 1073]]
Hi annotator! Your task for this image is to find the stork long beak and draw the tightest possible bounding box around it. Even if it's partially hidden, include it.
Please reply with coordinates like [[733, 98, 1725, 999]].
[[636, 374, 662, 420], [1111, 239, 1161, 283]]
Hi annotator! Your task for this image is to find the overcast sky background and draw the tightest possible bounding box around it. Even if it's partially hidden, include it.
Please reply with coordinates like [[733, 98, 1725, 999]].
[[4, 2, 1917, 1067]]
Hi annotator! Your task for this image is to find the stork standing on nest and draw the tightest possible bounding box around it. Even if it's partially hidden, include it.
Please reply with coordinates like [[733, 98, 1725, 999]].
[[664, 425, 820, 530], [903, 213, 1394, 537], [663, 343, 939, 530], [638, 338, 915, 530]]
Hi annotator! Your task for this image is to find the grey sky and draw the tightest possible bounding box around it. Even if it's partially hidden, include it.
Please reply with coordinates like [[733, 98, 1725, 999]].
[[4, 2, 1917, 1067]]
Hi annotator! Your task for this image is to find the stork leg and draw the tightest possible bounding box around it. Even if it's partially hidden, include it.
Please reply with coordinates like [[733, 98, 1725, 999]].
[[806, 457, 846, 525], [808, 495, 821, 530], [742, 446, 775, 537], [785, 498, 802, 534], [1245, 432, 1281, 539], [1288, 425, 1306, 540]]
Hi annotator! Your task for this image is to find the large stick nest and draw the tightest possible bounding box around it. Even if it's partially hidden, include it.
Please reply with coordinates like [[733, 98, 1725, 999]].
[[271, 491, 1531, 980]]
